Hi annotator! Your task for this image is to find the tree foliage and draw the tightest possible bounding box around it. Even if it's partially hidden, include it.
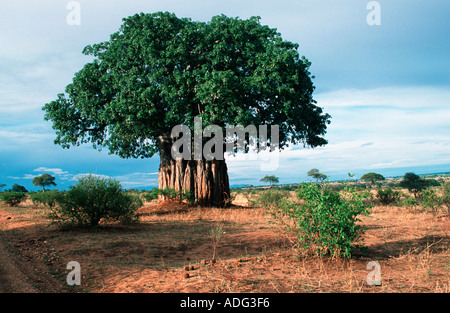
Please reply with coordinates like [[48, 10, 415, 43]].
[[42, 12, 330, 159], [307, 168, 327, 183], [360, 172, 385, 185], [260, 175, 279, 186], [11, 184, 28, 193], [32, 173, 57, 191], [0, 192, 27, 207], [399, 172, 428, 198]]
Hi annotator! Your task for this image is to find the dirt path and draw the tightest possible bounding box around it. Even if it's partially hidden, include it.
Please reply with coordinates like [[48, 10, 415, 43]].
[[0, 237, 36, 293]]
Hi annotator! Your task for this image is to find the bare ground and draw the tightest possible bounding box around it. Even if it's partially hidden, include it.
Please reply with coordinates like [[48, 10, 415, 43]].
[[0, 194, 449, 293]]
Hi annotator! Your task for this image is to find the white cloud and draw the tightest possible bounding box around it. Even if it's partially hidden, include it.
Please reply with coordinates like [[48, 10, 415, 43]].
[[23, 174, 39, 180], [112, 172, 158, 188], [33, 167, 69, 176]]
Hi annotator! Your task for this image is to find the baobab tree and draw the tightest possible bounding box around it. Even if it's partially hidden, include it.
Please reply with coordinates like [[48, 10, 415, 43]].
[[43, 12, 330, 207]]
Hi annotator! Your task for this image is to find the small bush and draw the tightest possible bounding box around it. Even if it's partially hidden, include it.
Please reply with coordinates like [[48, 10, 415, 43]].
[[442, 182, 450, 214], [30, 190, 64, 208], [296, 183, 371, 258], [142, 187, 195, 205], [268, 183, 370, 258], [0, 192, 27, 207], [421, 188, 441, 215], [252, 190, 287, 209], [376, 188, 401, 205], [141, 188, 161, 202], [48, 174, 142, 228], [401, 196, 418, 211]]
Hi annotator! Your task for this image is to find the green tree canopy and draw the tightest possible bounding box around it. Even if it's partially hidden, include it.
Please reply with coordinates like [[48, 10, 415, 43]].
[[11, 184, 28, 193], [260, 175, 279, 187], [307, 168, 327, 183], [360, 172, 385, 186], [399, 172, 429, 198], [32, 173, 57, 191]]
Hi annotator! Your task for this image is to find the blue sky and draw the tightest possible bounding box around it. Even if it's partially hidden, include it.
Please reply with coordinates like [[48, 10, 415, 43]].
[[1, 0, 449, 191]]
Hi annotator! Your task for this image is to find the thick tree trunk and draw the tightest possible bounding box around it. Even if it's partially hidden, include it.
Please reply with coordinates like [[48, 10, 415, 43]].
[[158, 134, 230, 207]]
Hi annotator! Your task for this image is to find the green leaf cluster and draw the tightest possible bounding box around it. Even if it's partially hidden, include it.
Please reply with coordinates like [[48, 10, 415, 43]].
[[399, 172, 430, 198], [294, 183, 371, 258], [0, 192, 27, 207], [142, 187, 194, 205], [30, 190, 64, 208], [376, 188, 401, 205], [32, 173, 57, 191], [43, 12, 330, 159], [48, 174, 142, 227]]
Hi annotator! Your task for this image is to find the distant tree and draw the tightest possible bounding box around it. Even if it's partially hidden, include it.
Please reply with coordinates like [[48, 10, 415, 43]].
[[11, 184, 28, 193], [307, 168, 327, 183], [32, 173, 57, 192], [260, 175, 279, 188], [399, 172, 428, 198], [361, 172, 385, 187], [0, 183, 6, 191]]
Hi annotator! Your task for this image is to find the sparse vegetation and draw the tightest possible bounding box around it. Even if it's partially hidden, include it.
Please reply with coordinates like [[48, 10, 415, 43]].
[[47, 174, 142, 227], [209, 223, 225, 261], [376, 188, 401, 205], [420, 188, 441, 215], [251, 189, 287, 210], [142, 188, 195, 205], [30, 190, 64, 208], [1, 172, 449, 293], [0, 192, 27, 207]]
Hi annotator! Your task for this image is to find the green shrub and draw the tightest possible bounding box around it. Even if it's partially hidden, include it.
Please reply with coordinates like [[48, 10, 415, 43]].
[[141, 188, 161, 202], [30, 190, 64, 208], [252, 189, 287, 209], [48, 174, 142, 227], [376, 188, 401, 205], [442, 182, 450, 214], [420, 188, 441, 215], [11, 184, 28, 193], [0, 192, 27, 207], [142, 187, 195, 205], [400, 196, 418, 211], [279, 183, 371, 258]]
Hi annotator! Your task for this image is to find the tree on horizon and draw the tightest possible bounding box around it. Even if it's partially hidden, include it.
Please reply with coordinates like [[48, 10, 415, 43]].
[[307, 168, 327, 183], [260, 175, 279, 188], [361, 172, 385, 187], [32, 173, 57, 192]]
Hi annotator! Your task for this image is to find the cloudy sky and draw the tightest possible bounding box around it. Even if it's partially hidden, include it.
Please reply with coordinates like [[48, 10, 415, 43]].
[[1, 0, 449, 191]]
